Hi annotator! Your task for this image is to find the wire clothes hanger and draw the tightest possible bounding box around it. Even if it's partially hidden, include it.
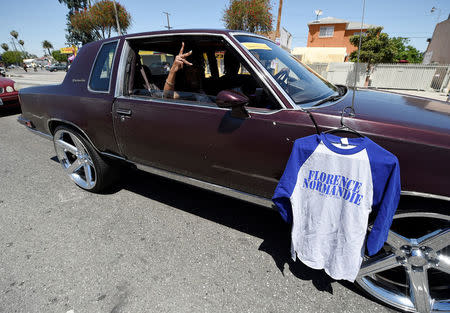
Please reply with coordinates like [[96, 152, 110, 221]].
[[323, 106, 363, 137], [323, 0, 366, 139]]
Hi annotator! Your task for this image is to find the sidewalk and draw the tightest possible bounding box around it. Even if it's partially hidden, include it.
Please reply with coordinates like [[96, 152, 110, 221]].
[[376, 89, 448, 102]]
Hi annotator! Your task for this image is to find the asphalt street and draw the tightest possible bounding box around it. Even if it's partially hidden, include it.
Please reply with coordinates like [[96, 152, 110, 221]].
[[4, 68, 66, 89], [0, 70, 395, 313], [0, 115, 396, 313]]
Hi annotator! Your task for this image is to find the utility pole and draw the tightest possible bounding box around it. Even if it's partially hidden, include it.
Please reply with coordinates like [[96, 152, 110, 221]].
[[275, 0, 283, 39], [112, 0, 122, 36], [163, 12, 172, 30]]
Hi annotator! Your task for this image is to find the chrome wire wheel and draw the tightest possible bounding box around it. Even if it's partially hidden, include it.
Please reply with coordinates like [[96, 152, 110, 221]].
[[356, 211, 450, 313], [53, 128, 97, 190]]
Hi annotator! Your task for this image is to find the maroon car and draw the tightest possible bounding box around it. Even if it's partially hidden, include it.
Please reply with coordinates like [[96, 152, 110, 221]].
[[17, 30, 449, 313], [0, 77, 19, 108]]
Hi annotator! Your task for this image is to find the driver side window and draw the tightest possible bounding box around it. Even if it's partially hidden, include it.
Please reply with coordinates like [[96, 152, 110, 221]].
[[124, 36, 281, 111]]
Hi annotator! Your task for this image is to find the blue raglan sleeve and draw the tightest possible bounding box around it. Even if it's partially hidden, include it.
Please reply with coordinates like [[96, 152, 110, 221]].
[[272, 135, 319, 224], [366, 141, 401, 256]]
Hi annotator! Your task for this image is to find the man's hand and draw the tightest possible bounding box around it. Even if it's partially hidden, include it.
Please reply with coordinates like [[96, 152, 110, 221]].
[[170, 42, 192, 73]]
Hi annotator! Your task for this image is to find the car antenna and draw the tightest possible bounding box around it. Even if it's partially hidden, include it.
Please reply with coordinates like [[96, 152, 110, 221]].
[[350, 0, 366, 114]]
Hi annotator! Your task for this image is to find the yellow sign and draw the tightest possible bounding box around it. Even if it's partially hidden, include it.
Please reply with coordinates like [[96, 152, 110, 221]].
[[138, 51, 155, 55], [60, 46, 78, 54], [241, 43, 272, 51]]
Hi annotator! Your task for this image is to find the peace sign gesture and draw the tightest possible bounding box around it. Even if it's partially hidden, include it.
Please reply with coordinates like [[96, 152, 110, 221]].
[[171, 42, 192, 73]]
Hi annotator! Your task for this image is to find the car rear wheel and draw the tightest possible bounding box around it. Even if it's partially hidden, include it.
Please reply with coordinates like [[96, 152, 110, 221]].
[[53, 126, 114, 192], [356, 200, 449, 313]]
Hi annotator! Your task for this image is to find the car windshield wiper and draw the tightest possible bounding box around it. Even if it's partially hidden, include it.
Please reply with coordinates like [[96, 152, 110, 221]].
[[311, 93, 342, 107]]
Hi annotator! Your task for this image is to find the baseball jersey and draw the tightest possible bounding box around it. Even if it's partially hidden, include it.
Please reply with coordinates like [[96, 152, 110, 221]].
[[272, 133, 400, 281]]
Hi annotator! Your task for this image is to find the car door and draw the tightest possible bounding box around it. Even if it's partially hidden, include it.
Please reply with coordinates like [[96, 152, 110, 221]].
[[202, 107, 316, 199], [113, 95, 227, 180], [112, 34, 318, 199], [113, 94, 315, 199]]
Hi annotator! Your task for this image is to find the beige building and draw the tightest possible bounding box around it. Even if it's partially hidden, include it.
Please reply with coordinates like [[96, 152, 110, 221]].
[[291, 47, 347, 63], [423, 15, 450, 64]]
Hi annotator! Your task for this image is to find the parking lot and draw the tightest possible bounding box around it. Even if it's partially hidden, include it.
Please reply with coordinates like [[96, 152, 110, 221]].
[[0, 72, 395, 313], [4, 68, 66, 89]]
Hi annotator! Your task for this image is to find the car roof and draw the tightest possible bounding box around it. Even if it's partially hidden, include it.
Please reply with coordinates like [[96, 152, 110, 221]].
[[96, 29, 262, 43]]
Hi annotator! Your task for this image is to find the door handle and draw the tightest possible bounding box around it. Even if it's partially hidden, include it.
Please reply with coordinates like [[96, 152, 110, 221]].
[[116, 108, 132, 116]]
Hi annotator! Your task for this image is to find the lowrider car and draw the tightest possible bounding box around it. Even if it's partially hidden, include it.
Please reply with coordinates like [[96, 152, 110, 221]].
[[0, 77, 19, 108], [17, 30, 449, 313]]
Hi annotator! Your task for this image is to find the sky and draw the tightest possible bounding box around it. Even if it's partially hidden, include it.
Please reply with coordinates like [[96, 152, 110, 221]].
[[0, 0, 449, 57]]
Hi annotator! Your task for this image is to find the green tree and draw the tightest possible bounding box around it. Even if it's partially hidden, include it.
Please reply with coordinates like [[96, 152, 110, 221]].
[[349, 27, 397, 66], [52, 50, 68, 63], [223, 0, 273, 33], [390, 37, 423, 63], [1, 43, 9, 51], [1, 51, 23, 65], [42, 40, 53, 56], [58, 0, 96, 45], [70, 0, 131, 40]]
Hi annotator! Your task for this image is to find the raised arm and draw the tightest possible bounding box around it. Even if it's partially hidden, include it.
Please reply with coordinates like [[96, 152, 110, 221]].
[[164, 42, 192, 98]]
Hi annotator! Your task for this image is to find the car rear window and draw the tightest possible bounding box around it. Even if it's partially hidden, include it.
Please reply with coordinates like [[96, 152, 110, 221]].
[[89, 41, 118, 92]]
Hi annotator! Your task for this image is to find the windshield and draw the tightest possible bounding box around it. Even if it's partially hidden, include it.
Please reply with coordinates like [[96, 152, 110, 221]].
[[235, 35, 338, 106]]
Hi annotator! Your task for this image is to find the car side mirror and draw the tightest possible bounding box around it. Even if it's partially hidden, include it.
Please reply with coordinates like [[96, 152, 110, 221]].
[[216, 90, 250, 119]]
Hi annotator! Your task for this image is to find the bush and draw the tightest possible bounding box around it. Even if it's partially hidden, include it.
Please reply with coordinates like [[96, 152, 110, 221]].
[[1, 51, 23, 65]]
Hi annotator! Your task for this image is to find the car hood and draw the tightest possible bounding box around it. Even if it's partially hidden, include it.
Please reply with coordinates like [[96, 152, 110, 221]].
[[0, 78, 15, 87], [313, 88, 450, 134]]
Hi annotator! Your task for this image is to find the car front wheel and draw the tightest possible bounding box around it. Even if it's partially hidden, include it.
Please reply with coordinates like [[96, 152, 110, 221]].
[[53, 126, 114, 192], [356, 199, 449, 313]]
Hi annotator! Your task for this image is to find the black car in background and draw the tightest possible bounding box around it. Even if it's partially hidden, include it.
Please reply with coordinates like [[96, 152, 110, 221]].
[[46, 63, 67, 72]]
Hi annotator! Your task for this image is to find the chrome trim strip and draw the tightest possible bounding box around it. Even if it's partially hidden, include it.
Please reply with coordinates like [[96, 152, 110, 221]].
[[115, 40, 130, 98], [87, 39, 120, 94], [401, 191, 450, 202], [116, 95, 285, 116], [25, 127, 53, 140], [212, 164, 278, 183], [116, 32, 288, 113], [118, 95, 229, 110], [135, 162, 274, 208], [229, 32, 272, 41], [100, 151, 127, 161], [126, 32, 226, 40]]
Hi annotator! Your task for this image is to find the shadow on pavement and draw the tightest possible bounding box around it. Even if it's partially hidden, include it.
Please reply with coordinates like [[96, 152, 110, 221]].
[[49, 155, 370, 298], [114, 166, 371, 297], [0, 107, 21, 117]]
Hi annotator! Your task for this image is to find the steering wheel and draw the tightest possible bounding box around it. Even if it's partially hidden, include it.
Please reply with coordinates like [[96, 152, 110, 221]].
[[273, 67, 290, 90]]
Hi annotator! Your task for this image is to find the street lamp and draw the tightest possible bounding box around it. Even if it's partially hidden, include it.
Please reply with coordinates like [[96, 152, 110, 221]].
[[430, 6, 441, 22]]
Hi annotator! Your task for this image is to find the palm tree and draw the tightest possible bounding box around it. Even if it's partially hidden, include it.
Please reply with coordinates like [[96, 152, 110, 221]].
[[10, 30, 18, 40], [1, 43, 9, 51], [42, 40, 53, 56], [10, 30, 19, 51], [17, 39, 26, 54]]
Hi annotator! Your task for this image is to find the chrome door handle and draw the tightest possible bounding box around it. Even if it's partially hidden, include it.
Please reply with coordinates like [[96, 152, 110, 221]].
[[116, 108, 132, 116]]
